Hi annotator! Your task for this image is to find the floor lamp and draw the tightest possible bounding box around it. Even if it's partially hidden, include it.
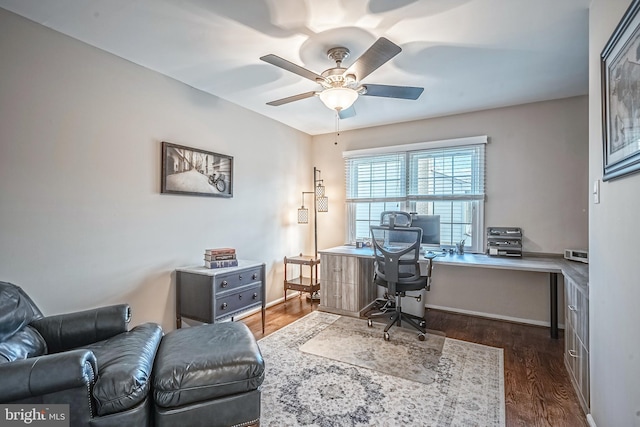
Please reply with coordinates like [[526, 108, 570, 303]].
[[297, 167, 328, 260], [297, 167, 327, 302]]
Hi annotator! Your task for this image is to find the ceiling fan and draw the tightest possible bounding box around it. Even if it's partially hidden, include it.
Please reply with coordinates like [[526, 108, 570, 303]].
[[260, 37, 424, 119]]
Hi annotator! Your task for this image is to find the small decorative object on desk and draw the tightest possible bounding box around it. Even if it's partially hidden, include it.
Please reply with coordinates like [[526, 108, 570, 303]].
[[455, 239, 465, 255], [204, 247, 238, 268]]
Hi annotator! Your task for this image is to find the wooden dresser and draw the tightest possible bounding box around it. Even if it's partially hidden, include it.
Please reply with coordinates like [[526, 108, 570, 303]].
[[175, 260, 266, 332]]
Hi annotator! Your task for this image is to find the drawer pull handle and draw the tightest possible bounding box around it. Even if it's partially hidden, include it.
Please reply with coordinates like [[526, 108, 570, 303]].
[[568, 349, 578, 358], [252, 273, 258, 280], [238, 294, 242, 300], [221, 303, 228, 310], [239, 275, 243, 280], [253, 293, 258, 299], [568, 305, 577, 312], [221, 280, 228, 288]]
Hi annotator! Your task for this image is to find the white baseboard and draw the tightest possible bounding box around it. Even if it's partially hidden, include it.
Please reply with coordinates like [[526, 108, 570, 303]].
[[425, 304, 566, 329], [239, 298, 566, 329], [586, 414, 596, 427]]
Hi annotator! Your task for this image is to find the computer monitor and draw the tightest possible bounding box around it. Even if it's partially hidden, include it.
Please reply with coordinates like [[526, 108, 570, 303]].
[[385, 214, 440, 247], [410, 214, 441, 246]]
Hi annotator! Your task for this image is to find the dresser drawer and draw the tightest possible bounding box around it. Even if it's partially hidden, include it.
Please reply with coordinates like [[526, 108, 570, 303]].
[[216, 285, 263, 319], [214, 267, 262, 293]]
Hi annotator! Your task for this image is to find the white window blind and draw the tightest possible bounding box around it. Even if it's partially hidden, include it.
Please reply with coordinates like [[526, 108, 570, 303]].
[[344, 137, 487, 252], [408, 145, 485, 201], [345, 153, 406, 203]]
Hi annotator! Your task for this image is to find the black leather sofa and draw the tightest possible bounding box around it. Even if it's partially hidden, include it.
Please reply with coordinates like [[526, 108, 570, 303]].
[[0, 281, 163, 426], [0, 281, 264, 427]]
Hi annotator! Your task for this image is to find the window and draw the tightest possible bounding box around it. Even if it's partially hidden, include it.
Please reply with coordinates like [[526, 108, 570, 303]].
[[344, 136, 487, 253]]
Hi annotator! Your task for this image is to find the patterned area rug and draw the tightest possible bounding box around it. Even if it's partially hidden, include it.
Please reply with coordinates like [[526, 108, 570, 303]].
[[299, 316, 446, 385], [258, 311, 505, 427]]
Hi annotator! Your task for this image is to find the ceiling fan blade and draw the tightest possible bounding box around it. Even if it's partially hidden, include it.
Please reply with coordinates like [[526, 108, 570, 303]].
[[338, 105, 356, 119], [362, 84, 424, 100], [344, 37, 402, 81], [260, 54, 324, 82], [266, 91, 317, 106]]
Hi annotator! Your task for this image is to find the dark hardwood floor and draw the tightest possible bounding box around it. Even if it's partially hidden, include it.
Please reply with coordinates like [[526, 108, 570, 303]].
[[241, 297, 587, 427]]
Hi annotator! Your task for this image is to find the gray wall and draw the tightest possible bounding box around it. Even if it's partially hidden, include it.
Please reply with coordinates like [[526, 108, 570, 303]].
[[589, 1, 640, 426], [8, 9, 631, 423], [0, 8, 312, 331], [312, 96, 589, 325]]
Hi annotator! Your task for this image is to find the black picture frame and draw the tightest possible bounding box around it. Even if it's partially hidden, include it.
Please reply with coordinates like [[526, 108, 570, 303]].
[[161, 141, 233, 198], [601, 0, 640, 181]]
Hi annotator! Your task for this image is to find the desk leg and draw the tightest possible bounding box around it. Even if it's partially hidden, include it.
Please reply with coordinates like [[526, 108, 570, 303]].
[[550, 272, 558, 339]]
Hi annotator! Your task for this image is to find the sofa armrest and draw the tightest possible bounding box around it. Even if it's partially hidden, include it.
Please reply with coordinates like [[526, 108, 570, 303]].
[[31, 304, 130, 353], [0, 349, 97, 402]]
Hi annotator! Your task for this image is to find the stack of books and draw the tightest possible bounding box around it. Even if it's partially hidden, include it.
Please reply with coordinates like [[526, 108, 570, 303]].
[[204, 248, 238, 269]]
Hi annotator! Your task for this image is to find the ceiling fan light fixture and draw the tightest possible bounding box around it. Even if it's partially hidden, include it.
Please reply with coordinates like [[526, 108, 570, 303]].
[[319, 87, 358, 111]]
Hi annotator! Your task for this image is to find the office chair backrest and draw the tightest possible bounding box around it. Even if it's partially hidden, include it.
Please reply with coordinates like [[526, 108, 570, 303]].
[[380, 211, 411, 228], [370, 225, 422, 287]]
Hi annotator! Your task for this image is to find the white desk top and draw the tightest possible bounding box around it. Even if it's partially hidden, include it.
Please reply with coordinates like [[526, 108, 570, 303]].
[[319, 246, 588, 289]]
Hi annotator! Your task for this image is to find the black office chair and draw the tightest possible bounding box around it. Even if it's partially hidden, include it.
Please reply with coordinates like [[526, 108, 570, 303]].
[[371, 211, 415, 313], [368, 223, 431, 341], [380, 210, 412, 227]]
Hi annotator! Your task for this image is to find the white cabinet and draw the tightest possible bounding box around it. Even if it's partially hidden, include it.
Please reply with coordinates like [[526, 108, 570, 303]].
[[564, 275, 589, 413], [319, 254, 374, 317]]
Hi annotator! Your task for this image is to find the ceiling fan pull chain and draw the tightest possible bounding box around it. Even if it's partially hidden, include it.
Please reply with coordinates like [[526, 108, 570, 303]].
[[335, 111, 340, 145]]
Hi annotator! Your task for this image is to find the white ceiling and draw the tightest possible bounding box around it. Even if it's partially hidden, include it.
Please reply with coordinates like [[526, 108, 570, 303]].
[[0, 0, 590, 135]]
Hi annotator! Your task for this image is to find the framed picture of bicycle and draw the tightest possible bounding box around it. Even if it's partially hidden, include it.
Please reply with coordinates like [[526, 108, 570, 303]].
[[601, 0, 640, 181], [161, 141, 233, 198]]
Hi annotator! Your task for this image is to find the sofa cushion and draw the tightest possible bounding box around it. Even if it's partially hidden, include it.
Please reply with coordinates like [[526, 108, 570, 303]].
[[0, 282, 42, 342], [84, 322, 162, 416], [0, 326, 47, 364], [153, 322, 265, 408]]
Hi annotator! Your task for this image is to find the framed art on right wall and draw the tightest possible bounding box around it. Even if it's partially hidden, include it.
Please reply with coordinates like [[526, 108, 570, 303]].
[[601, 0, 640, 181]]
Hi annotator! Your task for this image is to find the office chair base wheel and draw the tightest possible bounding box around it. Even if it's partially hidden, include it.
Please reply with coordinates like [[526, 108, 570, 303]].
[[367, 319, 373, 327], [418, 333, 426, 341], [384, 332, 390, 341]]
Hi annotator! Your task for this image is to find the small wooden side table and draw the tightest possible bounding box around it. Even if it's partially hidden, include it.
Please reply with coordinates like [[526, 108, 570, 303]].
[[284, 254, 320, 302]]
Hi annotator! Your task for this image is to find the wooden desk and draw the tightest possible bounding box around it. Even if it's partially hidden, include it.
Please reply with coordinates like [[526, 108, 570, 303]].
[[319, 246, 588, 339]]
